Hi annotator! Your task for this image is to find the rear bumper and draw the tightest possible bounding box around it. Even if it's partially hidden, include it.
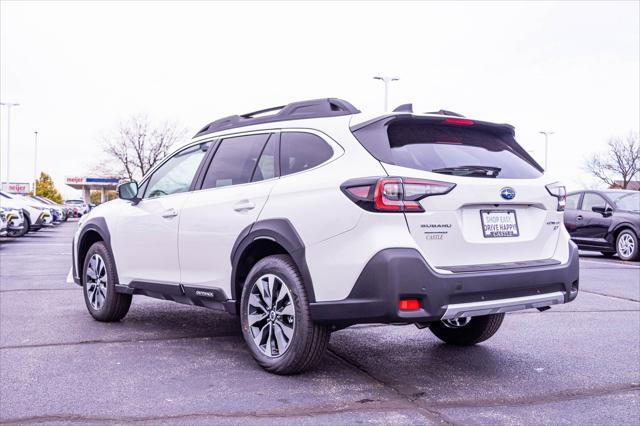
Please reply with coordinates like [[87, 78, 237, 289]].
[[310, 242, 579, 328]]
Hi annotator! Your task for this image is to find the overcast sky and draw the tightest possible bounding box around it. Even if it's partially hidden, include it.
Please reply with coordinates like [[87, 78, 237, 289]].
[[1, 1, 638, 198]]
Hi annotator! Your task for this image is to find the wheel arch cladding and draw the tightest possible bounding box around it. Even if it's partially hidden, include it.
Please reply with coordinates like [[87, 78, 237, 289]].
[[613, 223, 639, 240], [76, 217, 119, 285], [230, 218, 316, 307]]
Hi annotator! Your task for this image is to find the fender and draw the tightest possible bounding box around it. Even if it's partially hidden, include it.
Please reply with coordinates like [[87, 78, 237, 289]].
[[608, 221, 640, 246], [611, 221, 640, 237], [74, 217, 120, 285], [230, 218, 315, 303]]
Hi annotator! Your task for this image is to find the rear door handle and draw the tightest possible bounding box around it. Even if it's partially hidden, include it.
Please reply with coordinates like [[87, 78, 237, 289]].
[[161, 208, 178, 219], [576, 215, 583, 220], [234, 200, 255, 212]]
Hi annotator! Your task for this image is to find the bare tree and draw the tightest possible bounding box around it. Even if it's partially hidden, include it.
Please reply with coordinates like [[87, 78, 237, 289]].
[[585, 132, 640, 189], [99, 115, 187, 180]]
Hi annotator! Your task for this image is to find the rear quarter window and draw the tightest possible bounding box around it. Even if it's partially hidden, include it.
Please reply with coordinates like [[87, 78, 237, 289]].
[[280, 132, 333, 176]]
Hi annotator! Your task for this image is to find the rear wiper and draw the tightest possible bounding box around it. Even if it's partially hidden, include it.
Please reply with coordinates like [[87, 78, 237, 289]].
[[431, 165, 502, 178]]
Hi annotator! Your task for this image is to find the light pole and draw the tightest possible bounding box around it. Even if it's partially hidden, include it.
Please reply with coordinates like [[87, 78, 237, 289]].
[[34, 131, 39, 195], [0, 102, 20, 186], [539, 131, 554, 171], [373, 76, 399, 112]]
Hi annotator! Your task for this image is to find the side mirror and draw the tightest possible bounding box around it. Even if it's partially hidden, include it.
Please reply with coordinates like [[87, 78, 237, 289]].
[[117, 181, 139, 202], [592, 206, 612, 216]]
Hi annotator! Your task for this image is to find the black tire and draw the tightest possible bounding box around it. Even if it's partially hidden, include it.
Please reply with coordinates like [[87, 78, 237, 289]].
[[430, 313, 505, 346], [240, 254, 330, 375], [22, 215, 34, 233], [616, 229, 639, 261], [82, 241, 131, 322]]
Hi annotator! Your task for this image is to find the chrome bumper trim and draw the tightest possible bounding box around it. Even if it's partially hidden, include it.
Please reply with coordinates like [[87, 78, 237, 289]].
[[441, 291, 565, 320]]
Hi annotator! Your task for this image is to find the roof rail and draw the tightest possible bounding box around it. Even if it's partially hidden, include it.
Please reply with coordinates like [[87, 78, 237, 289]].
[[195, 98, 360, 137], [424, 109, 465, 117]]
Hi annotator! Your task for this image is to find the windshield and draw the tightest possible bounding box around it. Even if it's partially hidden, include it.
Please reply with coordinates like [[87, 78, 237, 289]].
[[606, 192, 640, 212], [352, 118, 543, 179]]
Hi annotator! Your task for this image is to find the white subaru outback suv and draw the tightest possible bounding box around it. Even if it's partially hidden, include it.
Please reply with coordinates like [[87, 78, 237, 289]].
[[70, 98, 579, 374]]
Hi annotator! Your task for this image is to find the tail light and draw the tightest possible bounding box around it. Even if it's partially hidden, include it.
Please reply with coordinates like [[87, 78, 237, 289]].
[[545, 182, 566, 211], [341, 177, 455, 213]]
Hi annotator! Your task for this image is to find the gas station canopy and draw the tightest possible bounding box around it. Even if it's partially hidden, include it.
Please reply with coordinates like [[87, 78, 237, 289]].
[[65, 176, 119, 203]]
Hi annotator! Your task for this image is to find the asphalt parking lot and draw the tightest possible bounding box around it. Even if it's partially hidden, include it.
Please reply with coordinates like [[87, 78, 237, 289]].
[[1, 221, 639, 425]]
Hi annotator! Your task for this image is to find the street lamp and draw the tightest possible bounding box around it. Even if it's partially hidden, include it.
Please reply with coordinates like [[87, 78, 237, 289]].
[[0, 102, 20, 186], [539, 131, 554, 171], [373, 76, 399, 112], [34, 131, 39, 195]]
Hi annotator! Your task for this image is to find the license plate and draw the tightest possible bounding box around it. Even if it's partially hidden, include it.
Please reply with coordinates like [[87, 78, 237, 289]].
[[480, 210, 519, 238]]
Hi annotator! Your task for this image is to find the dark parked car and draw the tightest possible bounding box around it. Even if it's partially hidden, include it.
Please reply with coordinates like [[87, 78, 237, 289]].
[[564, 190, 640, 261]]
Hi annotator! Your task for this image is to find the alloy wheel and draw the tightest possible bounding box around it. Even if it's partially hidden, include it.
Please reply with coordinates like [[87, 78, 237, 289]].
[[85, 254, 108, 310], [618, 233, 635, 259], [247, 274, 295, 357]]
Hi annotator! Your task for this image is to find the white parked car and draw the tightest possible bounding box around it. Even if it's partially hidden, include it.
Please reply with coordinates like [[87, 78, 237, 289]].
[[0, 205, 25, 237], [0, 191, 51, 233], [0, 210, 6, 237], [9, 193, 55, 226], [70, 98, 579, 374], [28, 195, 66, 222]]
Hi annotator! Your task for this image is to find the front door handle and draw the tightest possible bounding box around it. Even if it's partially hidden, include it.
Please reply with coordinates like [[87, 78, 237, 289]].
[[576, 215, 583, 221], [161, 208, 178, 219], [234, 200, 255, 212]]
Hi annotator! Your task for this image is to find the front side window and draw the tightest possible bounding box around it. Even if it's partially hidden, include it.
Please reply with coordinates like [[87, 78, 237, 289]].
[[144, 142, 211, 199], [280, 132, 333, 176], [581, 193, 607, 212], [202, 133, 271, 189], [565, 194, 581, 210]]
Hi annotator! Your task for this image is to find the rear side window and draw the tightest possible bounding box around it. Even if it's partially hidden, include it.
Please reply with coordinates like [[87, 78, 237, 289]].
[[280, 132, 333, 176], [565, 194, 581, 210], [202, 134, 270, 189], [353, 118, 542, 179]]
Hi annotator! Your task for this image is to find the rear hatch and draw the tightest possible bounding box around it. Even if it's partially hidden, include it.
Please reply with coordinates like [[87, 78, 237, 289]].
[[352, 115, 563, 269]]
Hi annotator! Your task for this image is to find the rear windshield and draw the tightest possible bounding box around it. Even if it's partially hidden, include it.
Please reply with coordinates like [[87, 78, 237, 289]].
[[353, 118, 542, 179]]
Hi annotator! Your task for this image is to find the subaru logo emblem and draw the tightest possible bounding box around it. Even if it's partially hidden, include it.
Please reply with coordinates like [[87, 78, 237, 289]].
[[500, 187, 516, 200]]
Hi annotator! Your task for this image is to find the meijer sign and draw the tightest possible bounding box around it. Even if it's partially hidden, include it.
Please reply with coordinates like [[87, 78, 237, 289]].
[[1, 182, 31, 193]]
